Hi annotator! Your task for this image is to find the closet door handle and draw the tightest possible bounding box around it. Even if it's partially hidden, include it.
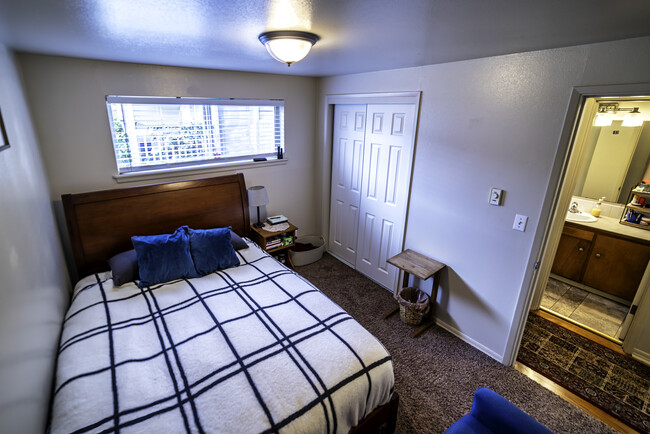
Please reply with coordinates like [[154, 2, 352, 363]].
[[578, 247, 584, 252], [595, 253, 601, 258]]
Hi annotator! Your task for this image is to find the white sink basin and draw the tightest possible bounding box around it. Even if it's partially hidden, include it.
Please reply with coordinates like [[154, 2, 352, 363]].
[[566, 211, 597, 223]]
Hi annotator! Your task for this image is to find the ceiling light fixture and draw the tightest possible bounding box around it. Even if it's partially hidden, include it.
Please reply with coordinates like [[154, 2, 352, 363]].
[[593, 103, 644, 127], [258, 30, 320, 67]]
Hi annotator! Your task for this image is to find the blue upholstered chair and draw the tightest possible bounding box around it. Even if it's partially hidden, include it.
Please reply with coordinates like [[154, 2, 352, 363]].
[[445, 388, 552, 433]]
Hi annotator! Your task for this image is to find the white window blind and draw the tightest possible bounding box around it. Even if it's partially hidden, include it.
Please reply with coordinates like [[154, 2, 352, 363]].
[[106, 96, 284, 173]]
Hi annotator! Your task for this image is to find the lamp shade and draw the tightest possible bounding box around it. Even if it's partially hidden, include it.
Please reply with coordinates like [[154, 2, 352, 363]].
[[259, 31, 320, 66], [248, 186, 269, 207]]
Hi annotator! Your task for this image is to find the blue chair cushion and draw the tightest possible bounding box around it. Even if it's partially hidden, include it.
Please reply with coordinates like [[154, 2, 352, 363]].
[[445, 388, 552, 434]]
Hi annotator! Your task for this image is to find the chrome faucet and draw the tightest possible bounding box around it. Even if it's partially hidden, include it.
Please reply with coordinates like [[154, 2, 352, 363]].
[[569, 202, 580, 213]]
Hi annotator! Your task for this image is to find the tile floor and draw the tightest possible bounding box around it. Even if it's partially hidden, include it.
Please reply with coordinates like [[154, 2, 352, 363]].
[[541, 277, 631, 339]]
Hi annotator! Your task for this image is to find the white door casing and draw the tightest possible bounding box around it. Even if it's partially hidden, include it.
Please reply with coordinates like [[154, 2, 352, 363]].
[[328, 105, 366, 266], [355, 104, 417, 290]]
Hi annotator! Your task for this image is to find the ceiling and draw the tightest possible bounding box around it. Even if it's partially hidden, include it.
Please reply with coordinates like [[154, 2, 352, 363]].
[[1, 0, 650, 77]]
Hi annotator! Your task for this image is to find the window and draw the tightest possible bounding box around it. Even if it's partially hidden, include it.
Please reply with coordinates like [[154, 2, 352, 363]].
[[106, 96, 284, 174]]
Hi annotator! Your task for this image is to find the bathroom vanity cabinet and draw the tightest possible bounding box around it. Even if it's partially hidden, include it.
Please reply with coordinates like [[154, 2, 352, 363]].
[[551, 225, 594, 282], [552, 222, 650, 302]]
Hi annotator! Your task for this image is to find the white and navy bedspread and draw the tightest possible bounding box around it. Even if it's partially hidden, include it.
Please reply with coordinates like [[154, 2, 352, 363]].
[[50, 241, 394, 433]]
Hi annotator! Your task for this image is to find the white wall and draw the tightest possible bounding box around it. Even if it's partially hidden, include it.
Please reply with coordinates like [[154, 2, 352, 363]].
[[17, 54, 320, 239], [0, 45, 70, 433], [317, 36, 650, 363]]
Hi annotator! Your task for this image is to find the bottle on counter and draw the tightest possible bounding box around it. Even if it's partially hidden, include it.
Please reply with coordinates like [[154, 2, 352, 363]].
[[591, 197, 605, 217]]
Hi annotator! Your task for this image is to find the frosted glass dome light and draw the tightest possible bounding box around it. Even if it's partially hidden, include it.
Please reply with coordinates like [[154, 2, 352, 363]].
[[259, 31, 320, 66]]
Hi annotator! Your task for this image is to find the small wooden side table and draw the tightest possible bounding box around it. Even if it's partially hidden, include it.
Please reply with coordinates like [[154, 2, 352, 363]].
[[249, 222, 298, 269], [384, 249, 446, 337]]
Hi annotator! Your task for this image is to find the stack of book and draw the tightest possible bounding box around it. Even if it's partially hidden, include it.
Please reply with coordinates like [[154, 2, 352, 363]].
[[266, 238, 283, 250]]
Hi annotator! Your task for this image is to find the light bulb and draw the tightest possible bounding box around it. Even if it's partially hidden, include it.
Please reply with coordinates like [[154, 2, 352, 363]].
[[622, 108, 643, 127]]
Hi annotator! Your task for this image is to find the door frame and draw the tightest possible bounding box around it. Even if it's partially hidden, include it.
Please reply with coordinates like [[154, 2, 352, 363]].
[[319, 92, 421, 290], [505, 83, 650, 366]]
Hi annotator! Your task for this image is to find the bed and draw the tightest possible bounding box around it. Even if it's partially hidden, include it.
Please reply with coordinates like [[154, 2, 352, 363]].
[[51, 174, 398, 433]]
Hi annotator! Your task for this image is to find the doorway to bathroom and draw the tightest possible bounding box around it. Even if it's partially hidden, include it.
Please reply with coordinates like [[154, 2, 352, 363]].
[[532, 94, 650, 348]]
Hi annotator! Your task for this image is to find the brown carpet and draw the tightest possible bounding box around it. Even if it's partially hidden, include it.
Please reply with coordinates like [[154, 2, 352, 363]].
[[295, 254, 616, 433]]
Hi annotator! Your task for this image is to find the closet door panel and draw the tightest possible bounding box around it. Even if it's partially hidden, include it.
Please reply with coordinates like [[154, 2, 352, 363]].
[[329, 105, 366, 265], [355, 104, 416, 290]]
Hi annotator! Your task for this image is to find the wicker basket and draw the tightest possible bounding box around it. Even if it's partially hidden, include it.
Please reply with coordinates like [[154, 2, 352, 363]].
[[399, 304, 425, 325], [395, 286, 430, 326]]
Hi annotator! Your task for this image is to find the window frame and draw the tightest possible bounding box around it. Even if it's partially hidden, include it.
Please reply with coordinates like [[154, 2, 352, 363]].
[[105, 95, 285, 176]]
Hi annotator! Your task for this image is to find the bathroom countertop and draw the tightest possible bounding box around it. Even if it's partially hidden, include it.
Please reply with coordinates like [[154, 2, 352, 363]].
[[567, 214, 650, 243]]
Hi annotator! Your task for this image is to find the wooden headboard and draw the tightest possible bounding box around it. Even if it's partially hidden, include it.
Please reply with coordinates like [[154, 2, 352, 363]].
[[62, 174, 250, 279]]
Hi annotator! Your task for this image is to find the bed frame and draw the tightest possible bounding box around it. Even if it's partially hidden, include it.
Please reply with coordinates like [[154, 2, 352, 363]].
[[62, 174, 250, 279], [61, 173, 399, 433]]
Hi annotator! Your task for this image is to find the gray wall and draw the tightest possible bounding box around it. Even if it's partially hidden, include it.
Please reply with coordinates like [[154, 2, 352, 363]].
[[18, 54, 320, 238], [0, 45, 70, 433], [317, 36, 650, 363]]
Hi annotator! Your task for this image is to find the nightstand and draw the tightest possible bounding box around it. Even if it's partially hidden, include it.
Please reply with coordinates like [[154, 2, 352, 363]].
[[249, 222, 298, 269]]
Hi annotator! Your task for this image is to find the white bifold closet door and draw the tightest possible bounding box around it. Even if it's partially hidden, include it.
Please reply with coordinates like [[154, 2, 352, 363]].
[[329, 103, 416, 290]]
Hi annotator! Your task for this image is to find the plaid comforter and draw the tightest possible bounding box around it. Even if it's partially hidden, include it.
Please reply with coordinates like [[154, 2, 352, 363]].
[[50, 241, 394, 433]]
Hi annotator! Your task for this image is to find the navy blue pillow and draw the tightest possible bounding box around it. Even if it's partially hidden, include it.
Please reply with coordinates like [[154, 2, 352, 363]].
[[132, 226, 198, 287], [108, 249, 139, 286], [230, 230, 249, 251], [189, 227, 240, 275]]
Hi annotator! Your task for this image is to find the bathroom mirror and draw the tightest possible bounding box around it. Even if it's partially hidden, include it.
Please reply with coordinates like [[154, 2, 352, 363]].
[[573, 99, 650, 205]]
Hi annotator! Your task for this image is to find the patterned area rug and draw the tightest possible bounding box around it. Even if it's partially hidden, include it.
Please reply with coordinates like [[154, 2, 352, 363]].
[[518, 313, 650, 433]]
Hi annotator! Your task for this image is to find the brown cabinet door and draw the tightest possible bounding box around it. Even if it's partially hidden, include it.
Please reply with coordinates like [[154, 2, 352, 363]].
[[551, 233, 592, 281], [582, 234, 650, 302]]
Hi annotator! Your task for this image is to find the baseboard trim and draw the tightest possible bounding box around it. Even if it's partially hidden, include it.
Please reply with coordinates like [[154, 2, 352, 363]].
[[631, 348, 650, 366], [434, 317, 504, 363], [325, 251, 354, 268]]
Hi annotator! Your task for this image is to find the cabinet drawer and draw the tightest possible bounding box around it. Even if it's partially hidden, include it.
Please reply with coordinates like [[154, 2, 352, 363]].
[[562, 225, 595, 242]]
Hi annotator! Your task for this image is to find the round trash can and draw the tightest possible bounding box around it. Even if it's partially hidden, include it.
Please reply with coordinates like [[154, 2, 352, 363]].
[[395, 287, 430, 325]]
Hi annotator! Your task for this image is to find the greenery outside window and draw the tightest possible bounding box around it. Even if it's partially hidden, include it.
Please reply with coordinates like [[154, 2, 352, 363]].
[[106, 96, 284, 174]]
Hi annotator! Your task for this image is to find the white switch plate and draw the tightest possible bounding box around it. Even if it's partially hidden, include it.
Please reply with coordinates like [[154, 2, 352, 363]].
[[489, 188, 503, 206], [513, 214, 528, 232]]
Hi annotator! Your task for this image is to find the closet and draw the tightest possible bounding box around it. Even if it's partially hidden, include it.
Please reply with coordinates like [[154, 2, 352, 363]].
[[329, 103, 417, 290]]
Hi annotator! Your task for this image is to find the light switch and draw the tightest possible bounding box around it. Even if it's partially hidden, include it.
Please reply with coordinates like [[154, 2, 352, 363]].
[[513, 214, 528, 232], [489, 188, 503, 206]]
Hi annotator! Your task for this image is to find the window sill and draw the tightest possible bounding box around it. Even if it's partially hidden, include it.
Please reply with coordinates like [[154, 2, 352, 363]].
[[113, 158, 288, 184]]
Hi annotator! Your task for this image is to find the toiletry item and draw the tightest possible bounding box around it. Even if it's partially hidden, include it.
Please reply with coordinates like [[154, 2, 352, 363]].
[[590, 197, 605, 217], [626, 211, 641, 223]]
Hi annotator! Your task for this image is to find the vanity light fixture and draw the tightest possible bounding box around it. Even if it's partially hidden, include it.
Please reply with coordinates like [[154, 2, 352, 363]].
[[258, 30, 320, 66], [593, 109, 614, 127], [593, 102, 644, 127], [622, 107, 643, 127]]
